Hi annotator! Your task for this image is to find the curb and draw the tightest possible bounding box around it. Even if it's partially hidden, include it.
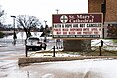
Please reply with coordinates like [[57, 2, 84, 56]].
[[18, 56, 117, 66]]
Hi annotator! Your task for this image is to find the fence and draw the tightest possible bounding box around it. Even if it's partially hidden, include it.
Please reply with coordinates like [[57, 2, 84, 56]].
[[83, 40, 117, 56]]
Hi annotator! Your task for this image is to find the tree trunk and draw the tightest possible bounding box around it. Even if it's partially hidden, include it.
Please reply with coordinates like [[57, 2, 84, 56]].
[[63, 40, 91, 52]]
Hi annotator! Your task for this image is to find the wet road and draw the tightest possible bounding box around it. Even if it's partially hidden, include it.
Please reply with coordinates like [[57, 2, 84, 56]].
[[0, 44, 27, 78], [0, 45, 25, 59]]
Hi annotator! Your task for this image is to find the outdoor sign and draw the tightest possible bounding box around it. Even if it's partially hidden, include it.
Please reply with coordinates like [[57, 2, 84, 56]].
[[104, 22, 117, 39], [52, 13, 103, 39]]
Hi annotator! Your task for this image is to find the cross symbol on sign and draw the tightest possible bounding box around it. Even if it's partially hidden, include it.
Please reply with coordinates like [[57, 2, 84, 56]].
[[60, 15, 68, 23]]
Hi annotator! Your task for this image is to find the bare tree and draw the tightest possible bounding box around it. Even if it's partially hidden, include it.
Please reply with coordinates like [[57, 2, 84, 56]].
[[17, 15, 41, 39], [0, 6, 5, 27]]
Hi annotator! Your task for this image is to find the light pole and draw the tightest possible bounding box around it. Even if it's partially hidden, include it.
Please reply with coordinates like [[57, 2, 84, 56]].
[[44, 20, 47, 42], [11, 15, 17, 45], [56, 9, 59, 14], [55, 9, 62, 49]]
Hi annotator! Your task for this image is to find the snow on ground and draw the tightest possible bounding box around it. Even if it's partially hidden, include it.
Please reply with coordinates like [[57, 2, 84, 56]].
[[22, 59, 117, 78], [2, 32, 43, 39], [29, 52, 80, 57], [28, 48, 74, 57], [91, 39, 117, 51], [7, 32, 52, 40], [91, 39, 113, 46]]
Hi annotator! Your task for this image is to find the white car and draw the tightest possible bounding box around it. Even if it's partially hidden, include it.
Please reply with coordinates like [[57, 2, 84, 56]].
[[26, 37, 47, 51]]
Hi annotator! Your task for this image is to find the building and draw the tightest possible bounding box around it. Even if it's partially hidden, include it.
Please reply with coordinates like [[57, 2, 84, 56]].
[[88, 0, 117, 39], [88, 0, 104, 13]]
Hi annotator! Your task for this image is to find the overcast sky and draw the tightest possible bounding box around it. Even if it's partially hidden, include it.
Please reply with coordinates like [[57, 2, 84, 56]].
[[0, 0, 88, 26]]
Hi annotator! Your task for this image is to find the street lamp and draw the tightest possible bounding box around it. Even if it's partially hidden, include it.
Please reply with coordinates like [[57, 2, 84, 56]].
[[11, 15, 17, 45], [55, 9, 59, 14], [55, 9, 62, 49], [44, 20, 47, 42]]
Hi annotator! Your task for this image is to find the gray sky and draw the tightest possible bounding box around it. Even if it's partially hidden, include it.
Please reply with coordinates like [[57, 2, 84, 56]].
[[0, 0, 88, 26]]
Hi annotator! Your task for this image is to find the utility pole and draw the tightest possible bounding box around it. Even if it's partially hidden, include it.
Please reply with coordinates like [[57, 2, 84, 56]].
[[11, 15, 17, 46]]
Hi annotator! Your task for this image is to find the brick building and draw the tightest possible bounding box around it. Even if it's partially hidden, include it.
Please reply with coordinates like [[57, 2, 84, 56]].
[[88, 0, 117, 38], [88, 0, 104, 13]]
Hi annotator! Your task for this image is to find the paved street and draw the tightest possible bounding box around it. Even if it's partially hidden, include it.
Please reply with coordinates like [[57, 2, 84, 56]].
[[0, 44, 26, 78], [0, 44, 25, 60]]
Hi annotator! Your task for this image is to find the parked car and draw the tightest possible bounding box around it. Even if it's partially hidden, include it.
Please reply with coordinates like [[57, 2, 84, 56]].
[[26, 37, 47, 51]]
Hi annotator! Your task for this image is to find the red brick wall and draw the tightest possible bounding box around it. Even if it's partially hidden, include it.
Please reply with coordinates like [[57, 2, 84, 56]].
[[88, 0, 103, 13], [105, 0, 117, 22], [88, 0, 117, 22]]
